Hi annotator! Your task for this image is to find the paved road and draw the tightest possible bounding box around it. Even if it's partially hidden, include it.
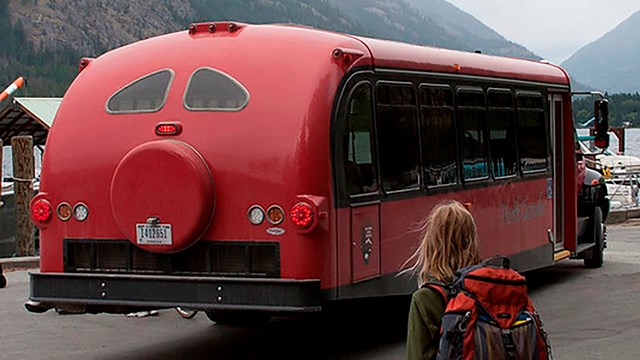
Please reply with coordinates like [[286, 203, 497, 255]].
[[1, 223, 638, 359]]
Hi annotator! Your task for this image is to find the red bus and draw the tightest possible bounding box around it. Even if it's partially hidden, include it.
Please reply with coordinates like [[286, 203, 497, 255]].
[[27, 22, 608, 322]]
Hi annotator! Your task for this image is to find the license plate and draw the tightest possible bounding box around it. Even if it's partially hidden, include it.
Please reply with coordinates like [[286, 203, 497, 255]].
[[136, 223, 172, 245]]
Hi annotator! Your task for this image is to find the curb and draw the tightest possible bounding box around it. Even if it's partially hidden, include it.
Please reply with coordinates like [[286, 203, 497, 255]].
[[606, 208, 640, 225], [0, 256, 39, 272]]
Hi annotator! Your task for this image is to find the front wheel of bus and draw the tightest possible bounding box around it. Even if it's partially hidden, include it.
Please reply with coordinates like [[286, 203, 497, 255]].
[[584, 207, 604, 269], [205, 309, 271, 325]]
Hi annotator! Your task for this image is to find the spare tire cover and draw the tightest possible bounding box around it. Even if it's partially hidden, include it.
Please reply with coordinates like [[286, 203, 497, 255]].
[[110, 140, 214, 253]]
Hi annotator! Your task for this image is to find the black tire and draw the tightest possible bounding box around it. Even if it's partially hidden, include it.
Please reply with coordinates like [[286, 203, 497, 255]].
[[204, 309, 271, 325], [584, 207, 604, 268], [0, 274, 6, 289]]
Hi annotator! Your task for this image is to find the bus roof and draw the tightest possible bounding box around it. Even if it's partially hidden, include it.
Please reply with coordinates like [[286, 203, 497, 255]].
[[355, 36, 570, 86], [90, 22, 569, 92]]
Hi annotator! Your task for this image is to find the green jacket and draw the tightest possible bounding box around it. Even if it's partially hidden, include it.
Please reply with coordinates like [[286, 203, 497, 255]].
[[406, 286, 446, 360]]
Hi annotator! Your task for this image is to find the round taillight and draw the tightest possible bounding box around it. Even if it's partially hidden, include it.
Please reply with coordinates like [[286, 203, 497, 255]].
[[266, 205, 284, 225], [57, 202, 72, 221], [247, 205, 265, 225], [32, 199, 53, 223], [73, 203, 89, 222], [290, 202, 315, 231]]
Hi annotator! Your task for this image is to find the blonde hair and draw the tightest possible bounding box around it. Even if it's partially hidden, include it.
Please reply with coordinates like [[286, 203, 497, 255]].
[[405, 200, 481, 285]]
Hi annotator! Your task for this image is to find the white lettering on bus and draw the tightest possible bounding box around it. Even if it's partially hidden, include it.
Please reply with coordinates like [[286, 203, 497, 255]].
[[501, 193, 546, 225]]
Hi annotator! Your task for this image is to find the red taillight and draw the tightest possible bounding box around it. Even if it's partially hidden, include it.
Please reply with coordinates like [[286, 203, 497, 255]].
[[31, 199, 53, 223], [290, 202, 315, 231], [155, 122, 182, 136], [594, 138, 608, 149]]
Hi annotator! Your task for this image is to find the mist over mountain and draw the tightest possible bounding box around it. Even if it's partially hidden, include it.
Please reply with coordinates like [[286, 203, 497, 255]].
[[404, 0, 540, 59], [562, 10, 640, 93], [0, 0, 542, 96]]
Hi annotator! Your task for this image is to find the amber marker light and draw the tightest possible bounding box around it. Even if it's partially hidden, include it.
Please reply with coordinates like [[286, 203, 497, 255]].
[[266, 205, 285, 225], [57, 202, 72, 221]]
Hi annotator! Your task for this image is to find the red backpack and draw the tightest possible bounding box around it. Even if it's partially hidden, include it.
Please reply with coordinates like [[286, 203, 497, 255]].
[[426, 257, 551, 360]]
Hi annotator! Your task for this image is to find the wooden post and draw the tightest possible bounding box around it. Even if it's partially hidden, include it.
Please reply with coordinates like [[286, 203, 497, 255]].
[[611, 127, 625, 154], [12, 136, 34, 256], [0, 139, 3, 208]]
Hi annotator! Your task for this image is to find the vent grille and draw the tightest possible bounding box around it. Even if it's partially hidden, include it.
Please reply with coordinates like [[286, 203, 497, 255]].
[[64, 240, 280, 277]]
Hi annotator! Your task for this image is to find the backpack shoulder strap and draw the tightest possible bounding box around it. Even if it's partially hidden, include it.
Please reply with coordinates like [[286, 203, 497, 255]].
[[421, 281, 450, 304]]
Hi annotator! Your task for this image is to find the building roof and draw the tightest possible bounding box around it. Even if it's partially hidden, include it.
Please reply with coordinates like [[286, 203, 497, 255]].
[[0, 97, 62, 146]]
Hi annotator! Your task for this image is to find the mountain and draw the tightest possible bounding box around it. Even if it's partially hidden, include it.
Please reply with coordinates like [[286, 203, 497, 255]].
[[327, 0, 540, 59], [562, 10, 640, 93], [404, 0, 539, 59], [327, 0, 468, 50], [0, 0, 541, 96]]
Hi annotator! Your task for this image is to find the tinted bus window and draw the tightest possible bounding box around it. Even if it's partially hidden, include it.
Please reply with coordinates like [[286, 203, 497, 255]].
[[184, 68, 249, 111], [517, 92, 548, 173], [458, 88, 488, 181], [107, 70, 173, 114], [376, 83, 420, 192], [344, 83, 379, 196], [420, 85, 458, 187], [487, 89, 517, 178]]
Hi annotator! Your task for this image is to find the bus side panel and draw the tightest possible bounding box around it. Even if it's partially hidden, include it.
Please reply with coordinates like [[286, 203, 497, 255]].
[[381, 179, 554, 279]]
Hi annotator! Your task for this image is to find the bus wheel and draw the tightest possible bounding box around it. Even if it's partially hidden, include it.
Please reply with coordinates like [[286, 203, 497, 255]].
[[584, 207, 604, 269], [0, 274, 6, 288], [204, 309, 271, 325]]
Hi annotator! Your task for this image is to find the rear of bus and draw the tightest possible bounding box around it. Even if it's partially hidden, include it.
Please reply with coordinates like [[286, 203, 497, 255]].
[[27, 22, 370, 318]]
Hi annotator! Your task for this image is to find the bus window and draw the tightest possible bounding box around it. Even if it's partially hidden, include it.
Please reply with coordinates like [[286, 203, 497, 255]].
[[419, 85, 458, 187], [184, 67, 249, 111], [376, 83, 420, 192], [458, 87, 489, 181], [344, 83, 379, 196], [487, 89, 517, 178], [517, 92, 548, 173], [106, 69, 173, 114]]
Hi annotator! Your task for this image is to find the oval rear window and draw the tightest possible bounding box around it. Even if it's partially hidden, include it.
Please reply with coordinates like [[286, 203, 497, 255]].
[[184, 68, 249, 112], [107, 70, 173, 114]]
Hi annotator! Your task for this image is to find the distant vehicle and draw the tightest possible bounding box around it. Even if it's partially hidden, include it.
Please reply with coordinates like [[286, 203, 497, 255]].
[[26, 22, 609, 323]]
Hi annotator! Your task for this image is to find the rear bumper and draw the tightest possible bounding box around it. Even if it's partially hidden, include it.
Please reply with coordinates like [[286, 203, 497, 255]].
[[29, 272, 321, 314]]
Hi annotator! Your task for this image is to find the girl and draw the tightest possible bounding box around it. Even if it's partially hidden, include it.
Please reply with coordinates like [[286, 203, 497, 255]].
[[405, 200, 481, 360]]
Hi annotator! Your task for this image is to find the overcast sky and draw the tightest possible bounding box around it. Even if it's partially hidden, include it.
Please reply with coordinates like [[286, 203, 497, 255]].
[[446, 0, 640, 64]]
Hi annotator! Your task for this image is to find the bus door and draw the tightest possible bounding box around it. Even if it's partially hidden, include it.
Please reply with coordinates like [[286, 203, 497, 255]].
[[350, 203, 381, 282], [549, 93, 565, 250], [339, 81, 382, 284]]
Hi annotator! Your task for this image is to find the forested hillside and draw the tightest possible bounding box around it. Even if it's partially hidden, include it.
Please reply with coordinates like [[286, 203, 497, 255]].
[[0, 0, 79, 96], [573, 93, 640, 127], [0, 0, 540, 96]]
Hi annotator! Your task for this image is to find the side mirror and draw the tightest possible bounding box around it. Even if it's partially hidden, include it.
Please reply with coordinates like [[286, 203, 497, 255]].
[[594, 99, 609, 149]]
